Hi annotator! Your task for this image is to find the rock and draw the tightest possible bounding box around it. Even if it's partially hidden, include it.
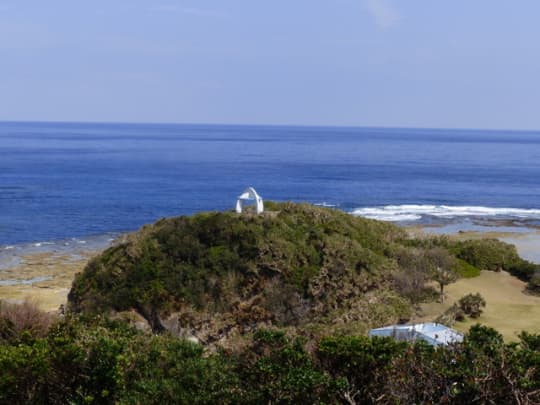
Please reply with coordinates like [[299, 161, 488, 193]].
[[113, 310, 152, 333]]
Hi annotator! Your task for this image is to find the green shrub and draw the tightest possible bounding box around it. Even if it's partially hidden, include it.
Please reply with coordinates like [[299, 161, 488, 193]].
[[452, 239, 517, 271], [458, 293, 486, 318], [509, 260, 540, 282], [465, 324, 504, 352], [317, 335, 406, 401], [527, 272, 540, 294], [452, 238, 538, 281], [240, 329, 337, 404]]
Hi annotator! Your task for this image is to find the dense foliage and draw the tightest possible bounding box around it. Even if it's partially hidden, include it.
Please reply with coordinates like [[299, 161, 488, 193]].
[[453, 258, 481, 278], [1, 312, 539, 404], [452, 238, 539, 281], [68, 203, 540, 343], [69, 203, 416, 340]]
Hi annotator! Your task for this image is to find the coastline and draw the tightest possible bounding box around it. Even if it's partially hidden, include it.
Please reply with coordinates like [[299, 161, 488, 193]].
[[0, 233, 118, 312], [407, 220, 540, 264]]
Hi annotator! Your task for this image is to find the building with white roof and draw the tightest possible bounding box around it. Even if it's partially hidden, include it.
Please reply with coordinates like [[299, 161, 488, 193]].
[[369, 323, 463, 346]]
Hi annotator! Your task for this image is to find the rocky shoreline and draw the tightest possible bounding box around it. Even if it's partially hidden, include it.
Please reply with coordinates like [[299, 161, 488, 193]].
[[0, 233, 117, 312], [0, 250, 101, 312]]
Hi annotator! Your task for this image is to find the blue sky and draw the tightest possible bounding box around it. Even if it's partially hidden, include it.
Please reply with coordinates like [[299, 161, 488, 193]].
[[1, 0, 539, 129]]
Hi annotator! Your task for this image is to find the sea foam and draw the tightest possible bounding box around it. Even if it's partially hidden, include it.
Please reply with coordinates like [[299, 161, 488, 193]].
[[351, 205, 540, 222]]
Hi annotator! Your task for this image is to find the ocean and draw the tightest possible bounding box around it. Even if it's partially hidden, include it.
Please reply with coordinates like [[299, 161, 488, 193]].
[[2, 121, 540, 247]]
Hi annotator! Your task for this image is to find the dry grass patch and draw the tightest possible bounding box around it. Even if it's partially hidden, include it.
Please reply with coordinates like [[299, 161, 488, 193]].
[[0, 299, 57, 340], [417, 270, 540, 341]]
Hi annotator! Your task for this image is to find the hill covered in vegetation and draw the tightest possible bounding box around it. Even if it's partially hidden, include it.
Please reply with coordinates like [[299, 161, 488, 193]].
[[68, 202, 539, 345]]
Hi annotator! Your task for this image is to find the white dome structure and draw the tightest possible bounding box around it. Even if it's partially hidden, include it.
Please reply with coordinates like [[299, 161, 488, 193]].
[[235, 187, 264, 214]]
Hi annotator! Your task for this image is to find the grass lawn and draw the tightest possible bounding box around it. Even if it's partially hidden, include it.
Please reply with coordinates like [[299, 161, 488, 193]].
[[418, 270, 540, 341]]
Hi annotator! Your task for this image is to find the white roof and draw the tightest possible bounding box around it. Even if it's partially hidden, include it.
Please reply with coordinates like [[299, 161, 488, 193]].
[[369, 322, 463, 346]]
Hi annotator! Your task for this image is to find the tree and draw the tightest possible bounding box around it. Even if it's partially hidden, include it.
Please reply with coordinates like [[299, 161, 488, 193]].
[[393, 248, 432, 303], [425, 248, 457, 302]]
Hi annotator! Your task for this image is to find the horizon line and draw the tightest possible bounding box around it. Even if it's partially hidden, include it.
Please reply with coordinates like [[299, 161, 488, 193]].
[[1, 119, 540, 134]]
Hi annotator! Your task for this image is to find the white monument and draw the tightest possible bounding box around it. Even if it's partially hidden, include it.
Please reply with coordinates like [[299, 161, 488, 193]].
[[235, 187, 264, 214]]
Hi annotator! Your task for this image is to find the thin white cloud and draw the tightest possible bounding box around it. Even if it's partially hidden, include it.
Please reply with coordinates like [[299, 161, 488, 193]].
[[364, 0, 400, 29]]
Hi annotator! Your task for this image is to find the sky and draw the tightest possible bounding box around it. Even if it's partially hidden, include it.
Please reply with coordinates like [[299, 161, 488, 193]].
[[1, 0, 540, 129]]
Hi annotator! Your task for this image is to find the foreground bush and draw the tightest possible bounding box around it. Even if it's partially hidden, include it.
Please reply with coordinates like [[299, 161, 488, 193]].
[[317, 335, 407, 403], [0, 316, 240, 404], [236, 329, 337, 404], [0, 300, 55, 343], [1, 314, 540, 404]]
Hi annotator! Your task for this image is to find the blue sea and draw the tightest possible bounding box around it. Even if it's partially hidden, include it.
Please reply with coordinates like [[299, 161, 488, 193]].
[[2, 121, 540, 247]]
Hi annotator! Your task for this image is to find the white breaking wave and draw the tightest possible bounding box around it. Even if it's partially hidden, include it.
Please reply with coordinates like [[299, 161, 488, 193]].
[[314, 202, 337, 208], [33, 241, 54, 247], [351, 205, 540, 222]]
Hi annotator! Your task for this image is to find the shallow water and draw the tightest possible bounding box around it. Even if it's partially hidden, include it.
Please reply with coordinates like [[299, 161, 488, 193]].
[[500, 234, 540, 264], [424, 220, 536, 235], [0, 232, 117, 273]]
